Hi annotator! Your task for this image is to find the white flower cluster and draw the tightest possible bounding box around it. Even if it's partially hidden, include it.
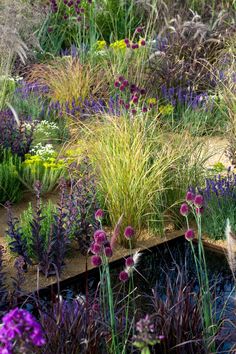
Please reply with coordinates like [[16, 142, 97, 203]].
[[30, 143, 56, 160], [35, 120, 59, 137]]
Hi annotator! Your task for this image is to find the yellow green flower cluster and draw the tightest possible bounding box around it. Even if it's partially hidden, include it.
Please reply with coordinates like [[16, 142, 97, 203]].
[[158, 104, 174, 115], [95, 40, 107, 51], [23, 154, 65, 170], [110, 39, 127, 51]]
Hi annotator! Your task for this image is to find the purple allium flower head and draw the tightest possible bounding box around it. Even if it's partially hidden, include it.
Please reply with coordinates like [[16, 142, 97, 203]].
[[126, 43, 131, 48], [119, 76, 124, 82], [120, 85, 125, 91], [95, 232, 106, 245], [136, 27, 142, 33], [131, 109, 137, 115], [104, 247, 113, 258], [131, 43, 137, 49], [91, 242, 101, 255], [119, 270, 129, 282], [94, 230, 106, 241], [124, 226, 135, 239], [186, 191, 195, 202], [124, 38, 130, 45], [185, 229, 195, 241], [132, 96, 139, 104], [180, 203, 189, 216], [125, 256, 134, 267], [0, 308, 46, 351], [140, 40, 146, 46], [114, 81, 120, 88], [95, 209, 104, 220], [91, 255, 102, 267], [125, 103, 130, 110], [123, 80, 129, 87], [142, 106, 148, 113], [194, 194, 204, 207], [140, 89, 146, 95]]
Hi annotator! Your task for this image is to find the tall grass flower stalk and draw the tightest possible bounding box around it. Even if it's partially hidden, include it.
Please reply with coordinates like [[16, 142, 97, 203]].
[[181, 193, 216, 352]]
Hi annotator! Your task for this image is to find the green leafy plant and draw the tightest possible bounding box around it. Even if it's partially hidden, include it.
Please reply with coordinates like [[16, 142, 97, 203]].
[[19, 153, 66, 194], [0, 150, 22, 204]]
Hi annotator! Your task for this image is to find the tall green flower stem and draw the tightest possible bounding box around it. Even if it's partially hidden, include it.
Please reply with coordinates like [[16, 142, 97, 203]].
[[184, 202, 216, 352]]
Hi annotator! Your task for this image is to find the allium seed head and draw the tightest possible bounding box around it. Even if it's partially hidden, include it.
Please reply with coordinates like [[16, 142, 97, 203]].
[[91, 255, 102, 267], [119, 270, 129, 282], [180, 203, 189, 216], [185, 229, 195, 241], [124, 226, 135, 239]]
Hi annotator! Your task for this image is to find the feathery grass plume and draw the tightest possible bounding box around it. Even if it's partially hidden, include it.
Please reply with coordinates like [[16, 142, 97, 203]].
[[28, 57, 109, 105], [0, 0, 43, 109], [225, 218, 236, 281]]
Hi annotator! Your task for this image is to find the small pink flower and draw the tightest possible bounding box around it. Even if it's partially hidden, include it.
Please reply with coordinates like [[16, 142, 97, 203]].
[[194, 194, 204, 208], [124, 226, 135, 239], [186, 191, 195, 202], [95, 209, 104, 220], [185, 229, 195, 241], [180, 203, 189, 216], [91, 255, 102, 267], [119, 270, 129, 282], [125, 257, 134, 267], [104, 247, 113, 258]]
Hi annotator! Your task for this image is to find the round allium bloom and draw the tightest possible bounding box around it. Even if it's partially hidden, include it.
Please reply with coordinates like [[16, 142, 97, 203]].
[[125, 103, 130, 110], [196, 207, 204, 215], [118, 76, 125, 82], [124, 226, 135, 239], [131, 43, 137, 49], [142, 106, 148, 113], [140, 89, 146, 95], [120, 85, 125, 92], [104, 247, 113, 258], [94, 230, 106, 241], [131, 109, 137, 115], [124, 38, 130, 45], [132, 95, 139, 104], [136, 27, 142, 33], [0, 308, 46, 351], [185, 229, 195, 241], [125, 256, 134, 267], [180, 203, 189, 216], [194, 194, 204, 208], [126, 43, 131, 48], [95, 209, 104, 220], [91, 255, 102, 267], [123, 80, 129, 87], [114, 81, 120, 88], [119, 99, 124, 105], [91, 242, 101, 255], [77, 16, 82, 21], [119, 270, 129, 282], [186, 191, 195, 203], [96, 233, 106, 245], [140, 39, 146, 46]]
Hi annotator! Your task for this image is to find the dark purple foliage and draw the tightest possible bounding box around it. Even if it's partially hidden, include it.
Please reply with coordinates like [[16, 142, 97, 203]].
[[0, 246, 8, 315], [6, 203, 31, 267], [0, 110, 35, 157], [38, 297, 102, 354]]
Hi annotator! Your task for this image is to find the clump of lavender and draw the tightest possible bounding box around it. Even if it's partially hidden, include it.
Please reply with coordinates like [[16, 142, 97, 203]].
[[133, 314, 163, 353], [190, 169, 236, 240], [0, 308, 46, 353]]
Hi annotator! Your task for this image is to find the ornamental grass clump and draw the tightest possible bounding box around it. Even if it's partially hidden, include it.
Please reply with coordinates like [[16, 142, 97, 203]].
[[84, 115, 179, 247]]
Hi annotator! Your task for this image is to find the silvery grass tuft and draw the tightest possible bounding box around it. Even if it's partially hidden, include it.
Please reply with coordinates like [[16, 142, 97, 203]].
[[0, 0, 43, 109]]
